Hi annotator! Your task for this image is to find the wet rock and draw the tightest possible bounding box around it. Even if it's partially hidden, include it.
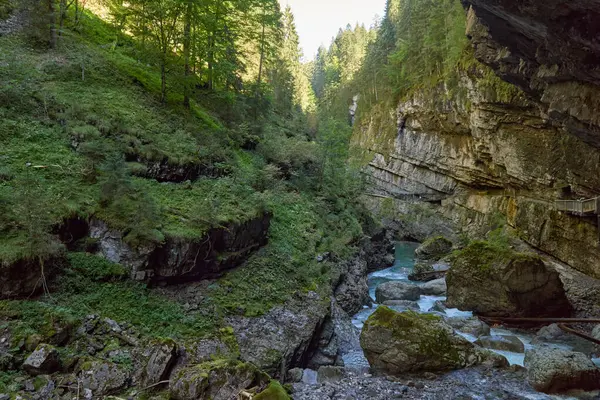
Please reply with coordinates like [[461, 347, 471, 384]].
[[317, 366, 345, 383], [360, 307, 507, 374], [524, 347, 600, 393], [475, 336, 524, 353], [420, 278, 447, 296], [287, 368, 304, 383], [169, 360, 269, 400], [77, 358, 127, 395], [446, 243, 572, 317], [408, 263, 434, 282], [382, 300, 420, 311], [446, 317, 490, 338], [415, 237, 453, 262], [22, 344, 60, 376], [375, 281, 420, 303], [140, 339, 178, 386], [429, 300, 447, 313], [363, 229, 396, 273]]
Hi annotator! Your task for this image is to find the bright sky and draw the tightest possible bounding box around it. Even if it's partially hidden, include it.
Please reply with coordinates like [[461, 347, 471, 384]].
[[283, 0, 386, 60]]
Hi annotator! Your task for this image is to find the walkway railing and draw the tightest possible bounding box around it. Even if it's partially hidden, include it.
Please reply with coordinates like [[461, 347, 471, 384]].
[[555, 197, 599, 215]]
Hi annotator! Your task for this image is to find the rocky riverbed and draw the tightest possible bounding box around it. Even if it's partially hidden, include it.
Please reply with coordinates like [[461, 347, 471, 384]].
[[290, 241, 600, 399]]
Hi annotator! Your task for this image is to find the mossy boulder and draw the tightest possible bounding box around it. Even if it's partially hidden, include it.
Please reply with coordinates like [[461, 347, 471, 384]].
[[254, 380, 291, 400], [22, 344, 60, 376], [76, 357, 128, 395], [169, 359, 270, 400], [360, 307, 507, 374], [415, 237, 453, 262], [446, 241, 573, 317]]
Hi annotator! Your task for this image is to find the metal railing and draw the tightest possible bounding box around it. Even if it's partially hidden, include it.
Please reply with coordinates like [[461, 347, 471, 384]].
[[555, 197, 599, 214]]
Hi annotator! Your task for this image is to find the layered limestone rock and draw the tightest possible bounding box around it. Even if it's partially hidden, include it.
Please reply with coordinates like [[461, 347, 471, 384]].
[[355, 56, 600, 278], [463, 1, 600, 148]]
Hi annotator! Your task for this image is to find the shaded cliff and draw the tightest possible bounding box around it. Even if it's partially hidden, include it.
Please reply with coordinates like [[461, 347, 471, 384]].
[[352, 0, 600, 278]]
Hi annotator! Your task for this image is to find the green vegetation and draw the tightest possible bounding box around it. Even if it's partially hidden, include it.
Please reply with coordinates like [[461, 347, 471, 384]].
[[255, 380, 292, 400], [0, 0, 367, 359]]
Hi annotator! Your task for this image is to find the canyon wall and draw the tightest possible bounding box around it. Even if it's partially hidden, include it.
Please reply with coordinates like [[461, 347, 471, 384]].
[[354, 4, 600, 277]]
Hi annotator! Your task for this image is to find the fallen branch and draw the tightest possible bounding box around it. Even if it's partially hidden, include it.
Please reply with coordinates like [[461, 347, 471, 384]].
[[558, 324, 600, 346]]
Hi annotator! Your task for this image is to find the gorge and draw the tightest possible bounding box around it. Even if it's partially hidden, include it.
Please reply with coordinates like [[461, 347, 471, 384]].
[[2, 0, 600, 398]]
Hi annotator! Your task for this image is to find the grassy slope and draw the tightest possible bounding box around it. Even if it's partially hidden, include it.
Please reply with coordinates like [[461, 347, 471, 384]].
[[0, 9, 364, 388]]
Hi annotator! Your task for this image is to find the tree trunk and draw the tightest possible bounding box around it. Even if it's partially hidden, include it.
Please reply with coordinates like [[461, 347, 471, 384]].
[[183, 1, 192, 108], [48, 0, 57, 48], [207, 1, 221, 91], [160, 59, 167, 103]]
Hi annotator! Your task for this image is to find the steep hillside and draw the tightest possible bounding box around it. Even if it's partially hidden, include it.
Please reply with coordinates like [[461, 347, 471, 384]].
[[0, 4, 375, 395]]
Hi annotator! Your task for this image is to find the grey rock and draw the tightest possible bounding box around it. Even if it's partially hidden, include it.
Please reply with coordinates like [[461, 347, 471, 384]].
[[22, 344, 60, 376], [77, 358, 127, 395], [415, 237, 453, 262], [227, 291, 329, 377], [317, 366, 345, 383], [375, 281, 420, 303], [382, 300, 420, 311], [360, 307, 508, 374], [420, 278, 447, 296], [169, 360, 268, 400], [141, 340, 177, 386], [334, 256, 370, 315], [475, 335, 525, 353], [446, 317, 490, 338], [287, 368, 304, 383], [447, 247, 572, 318], [524, 347, 600, 393], [429, 300, 447, 313]]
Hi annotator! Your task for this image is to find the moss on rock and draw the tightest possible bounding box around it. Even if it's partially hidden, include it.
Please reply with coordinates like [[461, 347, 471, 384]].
[[447, 241, 572, 317], [169, 359, 270, 400], [254, 380, 291, 400], [360, 307, 503, 374]]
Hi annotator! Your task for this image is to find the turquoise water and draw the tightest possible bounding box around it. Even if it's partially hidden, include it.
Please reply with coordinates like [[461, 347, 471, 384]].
[[368, 241, 419, 300]]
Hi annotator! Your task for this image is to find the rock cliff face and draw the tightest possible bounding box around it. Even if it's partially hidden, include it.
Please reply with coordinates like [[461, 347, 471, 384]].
[[463, 0, 600, 148], [90, 213, 272, 284], [355, 38, 600, 278]]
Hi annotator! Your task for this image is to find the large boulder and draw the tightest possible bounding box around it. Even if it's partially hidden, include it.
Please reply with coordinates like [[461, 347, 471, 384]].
[[360, 307, 508, 374], [474, 335, 524, 353], [420, 278, 447, 296], [524, 348, 600, 393], [169, 360, 269, 400], [446, 242, 572, 317], [22, 344, 60, 376], [375, 281, 420, 303], [415, 237, 453, 262], [226, 291, 329, 377]]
